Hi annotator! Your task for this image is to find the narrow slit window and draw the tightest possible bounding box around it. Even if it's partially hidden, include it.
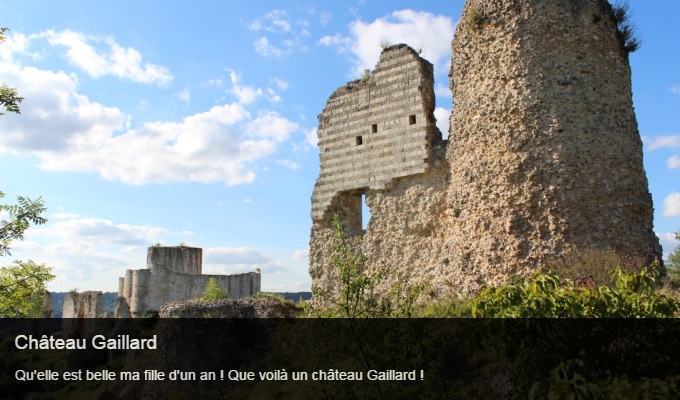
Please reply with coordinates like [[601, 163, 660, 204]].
[[371, 124, 378, 133], [409, 114, 416, 125], [356, 136, 363, 145]]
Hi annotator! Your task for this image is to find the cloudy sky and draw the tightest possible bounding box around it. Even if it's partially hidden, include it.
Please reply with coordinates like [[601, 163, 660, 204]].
[[1, 1, 679, 293]]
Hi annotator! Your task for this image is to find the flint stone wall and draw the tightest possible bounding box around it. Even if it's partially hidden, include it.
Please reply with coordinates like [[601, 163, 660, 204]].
[[310, 0, 661, 299]]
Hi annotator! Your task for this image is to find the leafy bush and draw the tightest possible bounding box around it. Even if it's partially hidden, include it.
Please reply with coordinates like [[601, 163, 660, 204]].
[[471, 262, 679, 318]]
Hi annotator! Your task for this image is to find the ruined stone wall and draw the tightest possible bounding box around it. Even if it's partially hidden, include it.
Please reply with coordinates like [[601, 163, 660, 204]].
[[310, 0, 661, 299], [62, 291, 103, 318], [309, 44, 447, 296], [116, 246, 261, 317]]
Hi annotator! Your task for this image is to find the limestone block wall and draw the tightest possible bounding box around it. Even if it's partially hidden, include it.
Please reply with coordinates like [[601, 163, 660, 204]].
[[311, 44, 442, 224], [117, 246, 261, 317]]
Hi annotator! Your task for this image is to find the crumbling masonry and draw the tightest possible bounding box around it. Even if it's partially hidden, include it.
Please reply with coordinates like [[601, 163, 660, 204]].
[[310, 0, 662, 298]]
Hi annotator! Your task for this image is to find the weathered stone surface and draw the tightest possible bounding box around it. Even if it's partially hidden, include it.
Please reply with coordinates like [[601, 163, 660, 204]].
[[442, 0, 661, 290], [62, 291, 103, 318], [159, 297, 302, 318], [310, 0, 661, 300], [116, 246, 261, 317]]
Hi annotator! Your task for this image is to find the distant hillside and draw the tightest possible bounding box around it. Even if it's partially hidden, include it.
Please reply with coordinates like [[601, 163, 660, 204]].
[[49, 291, 312, 317]]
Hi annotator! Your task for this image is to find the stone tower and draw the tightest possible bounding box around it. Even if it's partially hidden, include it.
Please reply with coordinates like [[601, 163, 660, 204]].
[[443, 0, 661, 286], [310, 0, 661, 298]]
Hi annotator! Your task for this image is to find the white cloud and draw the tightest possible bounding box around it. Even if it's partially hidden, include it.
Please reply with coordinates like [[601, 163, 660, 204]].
[[0, 62, 128, 152], [33, 217, 171, 246], [306, 127, 318, 147], [669, 155, 680, 170], [203, 246, 287, 273], [318, 33, 351, 49], [43, 30, 172, 86], [229, 70, 262, 104], [249, 9, 313, 57], [254, 36, 287, 57], [0, 31, 34, 62], [320, 12, 332, 26], [247, 111, 299, 142], [669, 86, 680, 94], [0, 62, 299, 185], [277, 159, 300, 170], [647, 135, 680, 150], [8, 214, 182, 291], [434, 107, 450, 139], [266, 88, 281, 103], [663, 193, 680, 217], [292, 248, 308, 261], [658, 232, 680, 260], [270, 77, 289, 90], [249, 10, 291, 34], [435, 84, 452, 99], [319, 9, 455, 77], [177, 87, 191, 105]]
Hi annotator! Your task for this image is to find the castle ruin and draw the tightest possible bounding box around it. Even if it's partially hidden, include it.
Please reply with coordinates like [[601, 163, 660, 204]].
[[310, 0, 661, 298], [115, 246, 260, 317]]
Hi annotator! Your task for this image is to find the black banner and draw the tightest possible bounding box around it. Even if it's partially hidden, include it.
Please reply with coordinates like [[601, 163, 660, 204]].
[[1, 318, 679, 399]]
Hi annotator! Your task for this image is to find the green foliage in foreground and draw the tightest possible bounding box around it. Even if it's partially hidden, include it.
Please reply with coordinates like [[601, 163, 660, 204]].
[[0, 260, 54, 317], [470, 263, 679, 318], [1, 190, 54, 317], [202, 277, 229, 301]]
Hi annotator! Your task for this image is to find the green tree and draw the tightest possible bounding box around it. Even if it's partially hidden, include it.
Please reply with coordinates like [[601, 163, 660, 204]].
[[1, 192, 47, 256], [202, 277, 229, 301], [1, 192, 54, 317], [667, 230, 680, 277], [0, 260, 54, 317], [0, 28, 24, 116]]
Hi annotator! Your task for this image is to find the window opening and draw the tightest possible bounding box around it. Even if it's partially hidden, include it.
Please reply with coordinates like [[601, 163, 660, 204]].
[[362, 194, 371, 230]]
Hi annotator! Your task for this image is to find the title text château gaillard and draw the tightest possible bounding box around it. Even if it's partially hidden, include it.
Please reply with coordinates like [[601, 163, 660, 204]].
[[15, 335, 157, 350]]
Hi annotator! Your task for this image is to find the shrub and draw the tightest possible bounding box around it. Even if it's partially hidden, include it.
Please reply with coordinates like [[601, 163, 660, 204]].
[[545, 246, 643, 287], [471, 262, 680, 318], [666, 230, 680, 277], [202, 277, 229, 301], [611, 1, 641, 54], [312, 215, 423, 318]]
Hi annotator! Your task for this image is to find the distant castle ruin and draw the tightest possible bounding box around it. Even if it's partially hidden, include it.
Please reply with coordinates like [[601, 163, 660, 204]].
[[310, 0, 661, 298], [115, 246, 260, 317]]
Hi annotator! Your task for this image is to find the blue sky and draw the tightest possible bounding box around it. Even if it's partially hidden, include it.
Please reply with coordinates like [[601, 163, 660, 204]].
[[1, 1, 679, 293]]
